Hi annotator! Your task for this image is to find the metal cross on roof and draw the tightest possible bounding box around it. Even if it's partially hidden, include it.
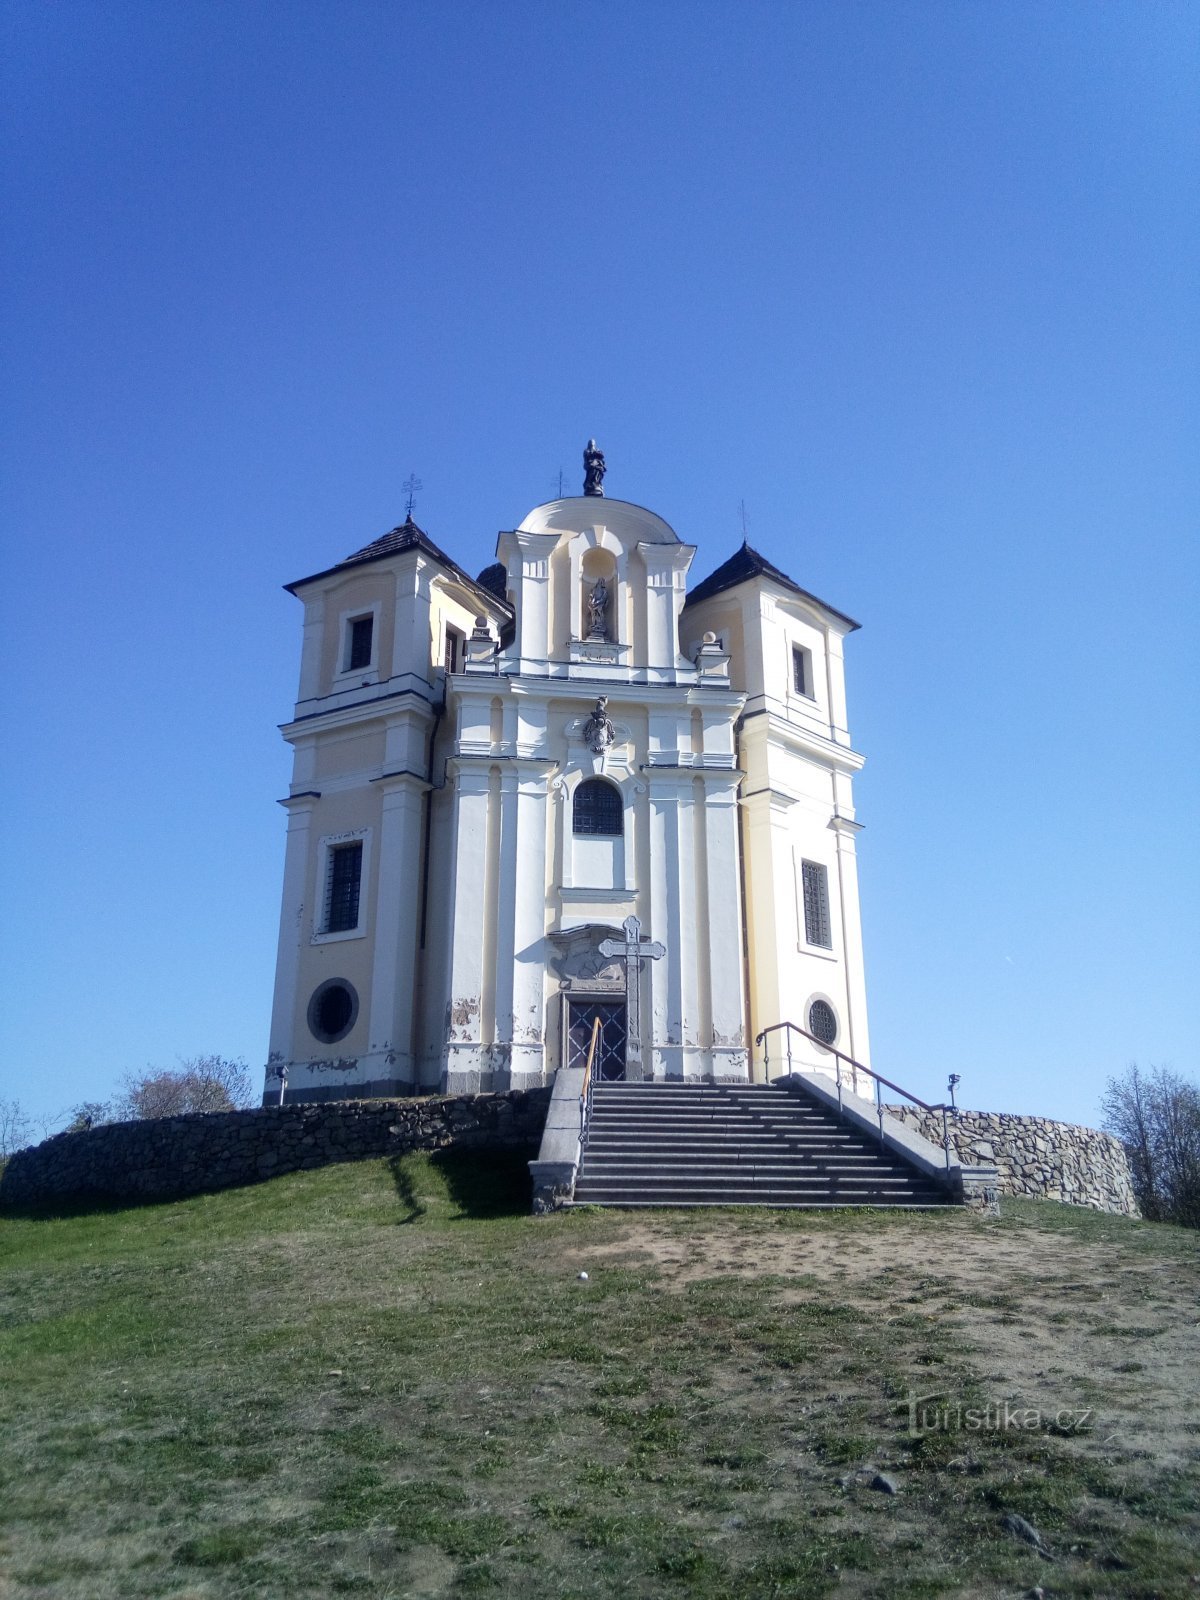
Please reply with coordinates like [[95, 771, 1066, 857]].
[[598, 915, 665, 1080], [403, 473, 423, 520]]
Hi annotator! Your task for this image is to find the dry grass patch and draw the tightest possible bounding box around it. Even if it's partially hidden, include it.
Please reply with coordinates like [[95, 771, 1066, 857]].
[[1, 1155, 1197, 1598]]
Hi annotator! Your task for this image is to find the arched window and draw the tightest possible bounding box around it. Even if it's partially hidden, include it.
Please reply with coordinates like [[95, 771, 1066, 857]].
[[573, 778, 623, 837]]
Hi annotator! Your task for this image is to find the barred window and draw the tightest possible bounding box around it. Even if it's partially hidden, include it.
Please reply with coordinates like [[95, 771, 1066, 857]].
[[308, 979, 358, 1044], [808, 999, 837, 1046], [324, 841, 363, 932], [347, 616, 373, 671], [801, 859, 832, 948], [573, 778, 623, 837]]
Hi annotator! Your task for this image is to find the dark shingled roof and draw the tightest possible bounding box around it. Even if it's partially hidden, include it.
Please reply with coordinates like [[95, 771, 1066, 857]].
[[285, 514, 513, 613], [683, 540, 860, 631]]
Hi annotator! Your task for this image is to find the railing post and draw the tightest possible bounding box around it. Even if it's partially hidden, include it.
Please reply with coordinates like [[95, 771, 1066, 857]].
[[941, 1105, 951, 1171], [762, 1033, 770, 1084], [785, 1027, 793, 1080]]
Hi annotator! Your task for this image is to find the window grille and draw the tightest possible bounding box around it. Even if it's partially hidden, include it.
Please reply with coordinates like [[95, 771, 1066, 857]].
[[348, 616, 373, 671], [801, 860, 832, 948], [792, 645, 810, 697], [444, 629, 461, 675], [325, 841, 363, 932], [572, 778, 623, 836], [808, 999, 837, 1045]]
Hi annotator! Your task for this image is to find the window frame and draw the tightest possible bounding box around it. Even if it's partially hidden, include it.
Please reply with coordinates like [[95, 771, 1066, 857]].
[[807, 997, 839, 1048], [572, 777, 624, 838], [791, 642, 815, 700], [311, 827, 372, 944], [307, 978, 360, 1044], [333, 602, 382, 684], [799, 857, 833, 951]]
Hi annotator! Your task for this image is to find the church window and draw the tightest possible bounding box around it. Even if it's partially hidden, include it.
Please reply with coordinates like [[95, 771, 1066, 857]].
[[346, 615, 374, 672], [307, 978, 358, 1044], [808, 999, 838, 1046], [801, 860, 832, 948], [573, 778, 623, 837], [324, 841, 363, 932], [792, 644, 813, 698]]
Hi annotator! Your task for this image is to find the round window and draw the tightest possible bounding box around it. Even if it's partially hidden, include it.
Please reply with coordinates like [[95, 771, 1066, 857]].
[[307, 979, 358, 1044], [808, 999, 838, 1046]]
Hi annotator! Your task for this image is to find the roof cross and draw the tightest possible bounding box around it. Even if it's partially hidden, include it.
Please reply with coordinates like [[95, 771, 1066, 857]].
[[403, 473, 423, 520]]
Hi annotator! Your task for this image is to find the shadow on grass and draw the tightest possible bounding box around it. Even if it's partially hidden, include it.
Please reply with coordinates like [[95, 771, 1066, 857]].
[[387, 1147, 534, 1224], [0, 1188, 175, 1222]]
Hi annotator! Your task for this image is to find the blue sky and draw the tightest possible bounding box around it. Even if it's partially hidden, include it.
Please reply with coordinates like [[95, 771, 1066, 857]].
[[3, 1, 1196, 1129]]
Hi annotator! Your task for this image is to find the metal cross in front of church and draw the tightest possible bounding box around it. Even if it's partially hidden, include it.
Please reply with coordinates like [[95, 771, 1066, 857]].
[[598, 915, 665, 1080]]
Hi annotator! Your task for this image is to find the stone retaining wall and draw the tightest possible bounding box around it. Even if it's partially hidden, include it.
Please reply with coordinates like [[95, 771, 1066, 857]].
[[0, 1090, 551, 1210], [884, 1106, 1137, 1216]]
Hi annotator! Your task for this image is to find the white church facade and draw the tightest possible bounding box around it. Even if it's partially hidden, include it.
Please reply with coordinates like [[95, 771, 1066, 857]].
[[265, 446, 872, 1103]]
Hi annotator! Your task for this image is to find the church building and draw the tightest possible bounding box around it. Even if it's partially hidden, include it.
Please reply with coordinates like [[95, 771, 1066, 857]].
[[265, 445, 872, 1103]]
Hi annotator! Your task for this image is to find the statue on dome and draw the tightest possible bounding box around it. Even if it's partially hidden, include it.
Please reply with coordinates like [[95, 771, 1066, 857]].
[[583, 438, 606, 497], [587, 576, 610, 639]]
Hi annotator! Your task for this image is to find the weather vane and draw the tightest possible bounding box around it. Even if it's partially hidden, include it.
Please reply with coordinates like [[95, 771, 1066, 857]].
[[739, 499, 750, 540], [403, 473, 423, 520], [551, 468, 567, 498]]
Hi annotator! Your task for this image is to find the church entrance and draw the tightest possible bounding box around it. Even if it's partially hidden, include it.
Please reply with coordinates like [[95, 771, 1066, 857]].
[[567, 999, 627, 1081]]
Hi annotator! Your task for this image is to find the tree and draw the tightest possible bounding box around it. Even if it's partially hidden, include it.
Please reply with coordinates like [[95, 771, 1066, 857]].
[[0, 1099, 39, 1160], [1101, 1064, 1200, 1229], [112, 1056, 255, 1121], [63, 1101, 114, 1133]]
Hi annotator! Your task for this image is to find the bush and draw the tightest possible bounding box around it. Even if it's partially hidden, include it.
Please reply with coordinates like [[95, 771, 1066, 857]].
[[1101, 1064, 1200, 1229]]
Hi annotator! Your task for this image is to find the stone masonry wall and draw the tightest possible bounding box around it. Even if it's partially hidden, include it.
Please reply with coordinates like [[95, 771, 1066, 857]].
[[0, 1090, 551, 1210], [884, 1106, 1138, 1217]]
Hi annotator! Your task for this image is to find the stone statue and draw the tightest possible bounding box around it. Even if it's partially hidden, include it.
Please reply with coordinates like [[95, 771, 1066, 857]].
[[583, 695, 616, 754], [587, 576, 609, 639], [583, 438, 606, 497]]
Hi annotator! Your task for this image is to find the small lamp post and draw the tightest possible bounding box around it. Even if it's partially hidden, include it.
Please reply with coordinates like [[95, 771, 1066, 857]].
[[947, 1072, 961, 1111], [276, 1064, 289, 1106]]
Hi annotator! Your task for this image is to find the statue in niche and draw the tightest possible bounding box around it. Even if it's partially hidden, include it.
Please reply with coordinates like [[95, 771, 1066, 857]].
[[583, 438, 606, 496], [587, 576, 610, 640], [583, 695, 616, 754]]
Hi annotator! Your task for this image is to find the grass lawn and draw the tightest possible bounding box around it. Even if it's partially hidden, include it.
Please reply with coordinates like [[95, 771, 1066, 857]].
[[1, 1152, 1197, 1598]]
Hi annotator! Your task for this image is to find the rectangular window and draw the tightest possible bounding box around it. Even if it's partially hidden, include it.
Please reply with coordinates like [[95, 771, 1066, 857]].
[[792, 644, 811, 697], [347, 616, 374, 671], [324, 841, 363, 933], [444, 627, 462, 675], [801, 859, 832, 948]]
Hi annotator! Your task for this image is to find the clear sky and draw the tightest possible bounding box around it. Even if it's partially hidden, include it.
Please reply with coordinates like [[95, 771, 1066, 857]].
[[3, 1, 1196, 1130]]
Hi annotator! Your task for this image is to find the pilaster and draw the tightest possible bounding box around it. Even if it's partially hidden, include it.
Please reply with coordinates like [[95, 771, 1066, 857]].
[[268, 793, 319, 1071], [366, 772, 430, 1085]]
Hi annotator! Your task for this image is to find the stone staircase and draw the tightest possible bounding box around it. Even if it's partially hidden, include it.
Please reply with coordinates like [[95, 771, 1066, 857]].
[[573, 1080, 956, 1208]]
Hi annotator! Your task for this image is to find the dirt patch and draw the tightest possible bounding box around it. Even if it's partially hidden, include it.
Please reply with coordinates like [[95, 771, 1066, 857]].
[[574, 1211, 1200, 1473]]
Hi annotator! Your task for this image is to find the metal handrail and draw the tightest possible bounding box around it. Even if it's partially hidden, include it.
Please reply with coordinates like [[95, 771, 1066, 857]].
[[754, 1020, 958, 1171], [579, 1016, 603, 1148]]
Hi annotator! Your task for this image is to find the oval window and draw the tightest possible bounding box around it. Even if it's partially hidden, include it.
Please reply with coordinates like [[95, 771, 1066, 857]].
[[808, 999, 837, 1046], [308, 979, 359, 1044]]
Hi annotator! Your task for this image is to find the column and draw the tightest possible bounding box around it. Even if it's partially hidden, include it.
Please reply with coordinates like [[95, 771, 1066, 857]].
[[497, 530, 559, 673], [646, 774, 686, 1078], [702, 773, 750, 1080], [510, 768, 550, 1087], [638, 542, 695, 682], [442, 762, 491, 1091]]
